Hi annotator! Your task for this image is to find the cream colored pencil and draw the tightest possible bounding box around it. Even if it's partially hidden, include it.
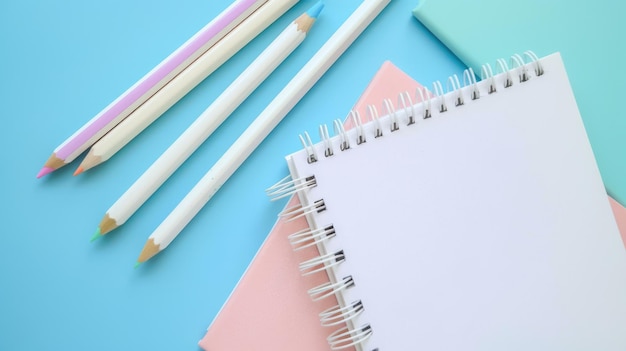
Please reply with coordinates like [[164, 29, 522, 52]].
[[92, 0, 301, 238], [76, 0, 300, 175], [137, 0, 391, 264], [37, 0, 267, 178]]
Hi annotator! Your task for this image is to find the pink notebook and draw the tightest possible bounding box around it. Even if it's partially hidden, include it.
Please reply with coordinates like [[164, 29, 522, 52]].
[[199, 61, 420, 351], [199, 62, 626, 350]]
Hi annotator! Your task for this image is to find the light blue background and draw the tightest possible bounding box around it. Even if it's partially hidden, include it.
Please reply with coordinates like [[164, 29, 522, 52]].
[[0, 0, 464, 350]]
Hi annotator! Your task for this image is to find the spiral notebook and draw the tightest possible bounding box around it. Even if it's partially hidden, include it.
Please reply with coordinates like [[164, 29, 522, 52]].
[[269, 52, 626, 350]]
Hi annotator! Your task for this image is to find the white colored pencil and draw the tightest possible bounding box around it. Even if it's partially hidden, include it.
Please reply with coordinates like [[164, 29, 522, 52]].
[[93, 0, 309, 240], [93, 0, 301, 238], [76, 0, 300, 175], [137, 0, 391, 263]]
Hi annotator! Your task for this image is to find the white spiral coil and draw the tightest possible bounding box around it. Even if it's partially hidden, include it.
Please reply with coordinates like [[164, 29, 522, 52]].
[[307, 275, 354, 301], [265, 175, 317, 201], [278, 199, 326, 221], [269, 51, 545, 351], [299, 250, 345, 276], [298, 51, 544, 164], [319, 300, 365, 327], [287, 225, 336, 251], [327, 324, 373, 350]]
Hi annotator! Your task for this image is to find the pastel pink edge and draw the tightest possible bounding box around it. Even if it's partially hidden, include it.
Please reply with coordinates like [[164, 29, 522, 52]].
[[36, 167, 55, 178]]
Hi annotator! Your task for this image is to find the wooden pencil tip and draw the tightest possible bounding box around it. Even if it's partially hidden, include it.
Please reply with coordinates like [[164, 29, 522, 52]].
[[296, 2, 323, 33], [134, 261, 142, 269], [38, 153, 66, 178], [77, 151, 103, 174], [98, 214, 118, 235], [73, 167, 84, 176], [137, 238, 160, 263]]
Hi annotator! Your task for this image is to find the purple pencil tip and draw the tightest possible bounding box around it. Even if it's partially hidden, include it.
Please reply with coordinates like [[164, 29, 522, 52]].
[[37, 166, 55, 178]]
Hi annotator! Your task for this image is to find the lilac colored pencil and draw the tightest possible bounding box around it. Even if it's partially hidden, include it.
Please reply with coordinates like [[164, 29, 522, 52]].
[[37, 0, 267, 178]]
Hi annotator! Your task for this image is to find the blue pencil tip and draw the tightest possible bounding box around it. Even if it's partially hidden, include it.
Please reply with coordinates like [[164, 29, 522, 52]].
[[307, 1, 324, 19]]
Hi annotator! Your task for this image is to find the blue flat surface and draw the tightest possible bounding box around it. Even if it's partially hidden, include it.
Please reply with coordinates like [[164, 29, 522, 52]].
[[0, 0, 463, 350]]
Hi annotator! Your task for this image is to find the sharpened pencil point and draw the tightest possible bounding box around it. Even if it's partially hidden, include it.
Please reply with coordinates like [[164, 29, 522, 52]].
[[74, 167, 84, 176], [77, 150, 102, 174], [297, 2, 323, 33], [98, 214, 118, 235], [134, 261, 142, 269], [36, 166, 55, 178], [307, 1, 324, 19], [138, 238, 160, 263], [38, 153, 66, 178], [90, 228, 102, 242]]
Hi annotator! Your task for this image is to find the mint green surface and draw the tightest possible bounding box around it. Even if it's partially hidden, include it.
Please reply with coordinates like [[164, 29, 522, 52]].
[[414, 0, 626, 204]]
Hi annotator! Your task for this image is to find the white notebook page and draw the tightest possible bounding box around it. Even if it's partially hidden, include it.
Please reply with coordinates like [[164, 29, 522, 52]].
[[287, 53, 626, 350]]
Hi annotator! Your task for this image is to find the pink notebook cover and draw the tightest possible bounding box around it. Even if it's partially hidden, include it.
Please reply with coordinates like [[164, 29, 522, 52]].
[[199, 61, 420, 351], [199, 62, 626, 350]]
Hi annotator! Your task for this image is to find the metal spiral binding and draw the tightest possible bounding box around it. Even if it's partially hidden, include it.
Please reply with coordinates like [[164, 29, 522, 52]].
[[349, 110, 367, 144], [288, 225, 336, 251], [415, 86, 432, 118], [297, 51, 544, 166], [366, 104, 383, 138], [320, 124, 333, 157], [383, 98, 400, 132], [447, 74, 464, 106], [299, 131, 317, 164], [327, 324, 373, 350], [320, 300, 365, 327], [299, 250, 345, 276], [308, 275, 354, 301], [432, 80, 447, 112], [463, 67, 480, 100], [266, 175, 317, 201], [279, 199, 326, 221], [334, 119, 350, 151], [496, 58, 514, 88], [511, 54, 530, 82], [268, 51, 545, 351], [398, 90, 415, 125]]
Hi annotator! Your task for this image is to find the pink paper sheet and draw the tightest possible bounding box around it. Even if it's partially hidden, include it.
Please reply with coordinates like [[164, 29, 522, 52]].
[[199, 61, 420, 351]]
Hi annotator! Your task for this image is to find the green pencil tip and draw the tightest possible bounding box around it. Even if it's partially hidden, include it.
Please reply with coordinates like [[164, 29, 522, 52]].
[[90, 228, 102, 242], [134, 261, 142, 269]]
